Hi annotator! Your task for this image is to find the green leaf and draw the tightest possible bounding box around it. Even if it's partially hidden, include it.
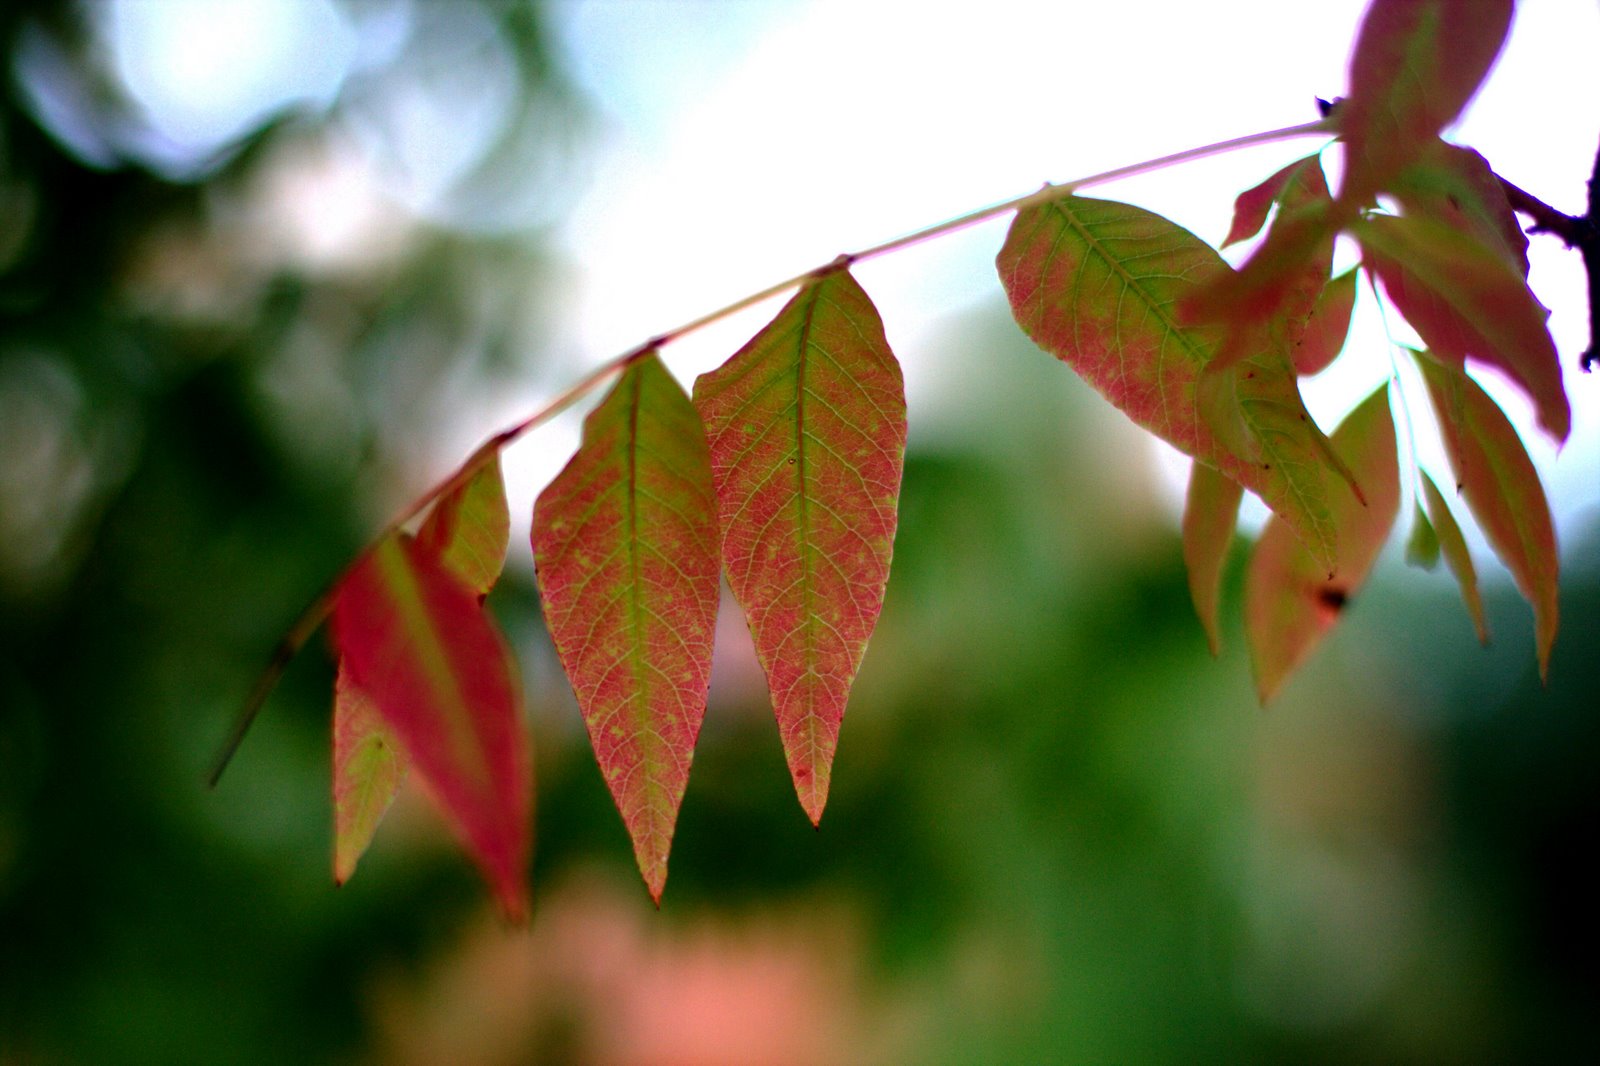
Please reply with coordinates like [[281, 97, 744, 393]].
[[1182, 461, 1244, 657], [416, 450, 512, 598], [1337, 0, 1514, 202], [332, 659, 407, 885], [1405, 501, 1440, 570], [998, 194, 1343, 570], [693, 268, 907, 824], [1420, 470, 1489, 645], [1245, 384, 1400, 703], [334, 535, 531, 920], [332, 451, 511, 886], [1294, 268, 1358, 377], [1414, 354, 1556, 674], [1357, 213, 1569, 444], [532, 352, 720, 901]]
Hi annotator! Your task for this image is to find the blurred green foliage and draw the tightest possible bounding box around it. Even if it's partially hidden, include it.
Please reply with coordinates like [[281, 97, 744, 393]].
[[1, 3, 1596, 1063]]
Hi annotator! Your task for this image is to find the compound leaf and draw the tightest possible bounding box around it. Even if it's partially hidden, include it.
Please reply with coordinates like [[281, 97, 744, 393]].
[[1414, 354, 1556, 674], [334, 535, 531, 920], [1245, 384, 1400, 703], [693, 268, 906, 824], [533, 352, 720, 901], [1182, 461, 1244, 657], [999, 194, 1343, 570]]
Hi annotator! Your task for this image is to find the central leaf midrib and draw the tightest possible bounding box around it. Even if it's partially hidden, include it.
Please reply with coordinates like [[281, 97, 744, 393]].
[[792, 280, 822, 769], [621, 364, 661, 836]]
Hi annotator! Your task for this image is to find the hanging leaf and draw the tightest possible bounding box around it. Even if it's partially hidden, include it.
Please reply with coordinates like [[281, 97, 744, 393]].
[[1245, 383, 1400, 703], [332, 660, 407, 885], [1420, 469, 1489, 645], [332, 452, 511, 885], [1337, 0, 1514, 202], [333, 535, 531, 920], [1222, 155, 1328, 248], [1392, 141, 1529, 275], [1405, 501, 1440, 570], [693, 268, 906, 824], [1189, 160, 1335, 374], [1357, 213, 1569, 444], [415, 450, 513, 598], [1294, 268, 1358, 376], [532, 352, 720, 901], [1414, 354, 1556, 674], [999, 194, 1343, 570], [1182, 461, 1244, 657]]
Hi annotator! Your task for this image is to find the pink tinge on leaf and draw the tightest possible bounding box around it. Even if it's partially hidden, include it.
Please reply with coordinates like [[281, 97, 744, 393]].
[[334, 536, 532, 920]]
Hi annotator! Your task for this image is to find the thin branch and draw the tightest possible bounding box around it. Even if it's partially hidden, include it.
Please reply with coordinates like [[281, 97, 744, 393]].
[[208, 117, 1333, 785]]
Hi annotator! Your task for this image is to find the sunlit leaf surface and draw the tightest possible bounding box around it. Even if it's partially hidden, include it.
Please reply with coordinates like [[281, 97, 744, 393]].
[[533, 353, 720, 900], [693, 269, 906, 824]]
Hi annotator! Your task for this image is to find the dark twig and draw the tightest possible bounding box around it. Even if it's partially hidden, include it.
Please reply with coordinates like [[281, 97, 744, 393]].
[[1498, 136, 1600, 372]]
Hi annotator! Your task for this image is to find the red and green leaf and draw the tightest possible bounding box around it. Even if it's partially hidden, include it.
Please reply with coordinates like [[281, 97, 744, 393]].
[[1337, 0, 1514, 202], [1245, 383, 1400, 703], [1420, 469, 1489, 645], [333, 535, 531, 920], [416, 450, 513, 599], [1405, 500, 1440, 570], [332, 453, 511, 886], [1222, 155, 1328, 249], [998, 194, 1344, 570], [1294, 268, 1358, 377], [693, 268, 906, 824], [532, 352, 720, 901], [1182, 461, 1244, 657], [1414, 354, 1556, 673], [1358, 213, 1569, 443]]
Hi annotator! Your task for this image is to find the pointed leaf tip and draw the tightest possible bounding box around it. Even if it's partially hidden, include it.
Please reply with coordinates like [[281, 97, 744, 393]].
[[533, 352, 720, 900], [1246, 384, 1400, 703], [693, 269, 906, 822], [334, 536, 531, 920], [1419, 470, 1489, 645], [1182, 462, 1244, 657], [1414, 355, 1556, 673]]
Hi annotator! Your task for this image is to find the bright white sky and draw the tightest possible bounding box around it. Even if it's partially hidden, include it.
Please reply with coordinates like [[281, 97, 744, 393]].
[[103, 0, 1600, 561]]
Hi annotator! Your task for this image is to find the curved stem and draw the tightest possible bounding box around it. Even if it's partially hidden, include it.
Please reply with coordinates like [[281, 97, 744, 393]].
[[209, 116, 1332, 785]]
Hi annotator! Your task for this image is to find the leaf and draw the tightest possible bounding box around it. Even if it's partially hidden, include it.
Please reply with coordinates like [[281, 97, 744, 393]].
[[1414, 354, 1556, 673], [1357, 213, 1569, 443], [998, 194, 1342, 570], [1405, 501, 1440, 570], [1337, 0, 1514, 202], [333, 535, 531, 920], [1222, 155, 1328, 248], [332, 451, 511, 885], [1294, 268, 1358, 377], [332, 659, 408, 885], [1182, 461, 1244, 657], [692, 268, 906, 824], [1392, 141, 1529, 275], [416, 450, 512, 598], [1245, 384, 1400, 703], [532, 352, 720, 901], [1190, 160, 1335, 374], [1420, 469, 1489, 645]]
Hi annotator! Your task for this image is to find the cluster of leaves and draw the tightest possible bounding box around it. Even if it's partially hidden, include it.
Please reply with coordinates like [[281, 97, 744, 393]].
[[279, 0, 1569, 914]]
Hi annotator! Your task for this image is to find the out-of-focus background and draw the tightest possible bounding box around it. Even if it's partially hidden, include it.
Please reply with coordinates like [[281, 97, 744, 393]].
[[1, 1, 1596, 1063]]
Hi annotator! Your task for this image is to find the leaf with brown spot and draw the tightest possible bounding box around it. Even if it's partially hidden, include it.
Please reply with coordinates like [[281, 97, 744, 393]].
[[1245, 383, 1400, 703]]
